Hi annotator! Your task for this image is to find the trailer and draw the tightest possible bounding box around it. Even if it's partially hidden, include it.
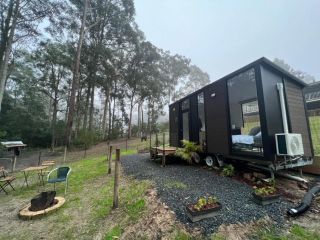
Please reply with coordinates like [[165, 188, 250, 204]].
[[169, 57, 313, 175]]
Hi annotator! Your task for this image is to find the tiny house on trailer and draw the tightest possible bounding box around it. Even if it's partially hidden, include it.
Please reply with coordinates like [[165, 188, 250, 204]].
[[169, 57, 313, 175]]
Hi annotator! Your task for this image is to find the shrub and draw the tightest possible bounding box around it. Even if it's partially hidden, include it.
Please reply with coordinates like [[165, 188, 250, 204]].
[[221, 164, 235, 177], [72, 130, 99, 149], [175, 140, 201, 164], [254, 186, 277, 196]]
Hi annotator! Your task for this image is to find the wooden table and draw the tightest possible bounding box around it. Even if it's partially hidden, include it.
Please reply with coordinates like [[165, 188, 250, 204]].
[[41, 161, 55, 167], [21, 166, 48, 187]]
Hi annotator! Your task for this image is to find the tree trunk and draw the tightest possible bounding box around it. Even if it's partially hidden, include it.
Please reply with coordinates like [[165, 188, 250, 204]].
[[107, 98, 112, 140], [127, 95, 135, 139], [141, 101, 144, 135], [102, 88, 110, 140], [65, 0, 89, 146], [88, 81, 95, 131], [0, 0, 19, 113], [82, 82, 91, 130]]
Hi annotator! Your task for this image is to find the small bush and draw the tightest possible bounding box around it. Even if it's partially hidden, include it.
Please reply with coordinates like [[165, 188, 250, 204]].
[[72, 130, 99, 149], [221, 164, 235, 177], [175, 140, 201, 164]]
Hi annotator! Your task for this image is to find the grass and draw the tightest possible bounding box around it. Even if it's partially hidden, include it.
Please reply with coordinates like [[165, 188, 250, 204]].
[[253, 224, 320, 240], [164, 180, 188, 190], [309, 116, 320, 155], [104, 225, 122, 240], [0, 148, 154, 240]]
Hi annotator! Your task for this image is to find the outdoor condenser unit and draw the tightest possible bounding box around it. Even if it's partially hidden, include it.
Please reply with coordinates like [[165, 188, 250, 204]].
[[275, 83, 304, 156], [275, 133, 304, 156]]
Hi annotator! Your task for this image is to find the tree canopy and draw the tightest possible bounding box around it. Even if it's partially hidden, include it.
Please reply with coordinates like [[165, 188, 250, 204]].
[[0, 0, 211, 148]]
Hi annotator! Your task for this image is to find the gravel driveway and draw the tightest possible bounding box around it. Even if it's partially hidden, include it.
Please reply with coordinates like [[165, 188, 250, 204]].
[[121, 154, 292, 235]]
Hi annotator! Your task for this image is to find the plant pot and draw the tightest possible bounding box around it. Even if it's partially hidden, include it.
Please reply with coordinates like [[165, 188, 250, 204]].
[[252, 192, 280, 205], [186, 202, 222, 222]]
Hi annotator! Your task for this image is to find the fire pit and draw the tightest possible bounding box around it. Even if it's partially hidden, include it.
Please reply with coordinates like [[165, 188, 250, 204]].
[[18, 191, 65, 220]]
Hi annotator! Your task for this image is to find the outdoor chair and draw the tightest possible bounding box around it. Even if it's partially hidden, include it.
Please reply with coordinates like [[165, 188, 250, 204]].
[[47, 166, 71, 195], [0, 167, 16, 195]]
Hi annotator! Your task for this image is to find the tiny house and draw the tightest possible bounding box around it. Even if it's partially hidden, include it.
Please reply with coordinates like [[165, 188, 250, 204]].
[[169, 57, 313, 173]]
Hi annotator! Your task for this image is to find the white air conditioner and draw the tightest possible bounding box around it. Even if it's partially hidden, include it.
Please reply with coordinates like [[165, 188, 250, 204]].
[[275, 133, 304, 156]]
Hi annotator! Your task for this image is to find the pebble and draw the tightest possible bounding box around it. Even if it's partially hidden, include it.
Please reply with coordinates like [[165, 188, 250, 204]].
[[121, 154, 291, 235]]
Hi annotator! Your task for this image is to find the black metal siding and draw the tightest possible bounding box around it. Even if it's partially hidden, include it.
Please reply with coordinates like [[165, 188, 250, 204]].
[[284, 80, 313, 157], [169, 103, 180, 147], [204, 80, 230, 155], [259, 65, 284, 160], [189, 94, 199, 143]]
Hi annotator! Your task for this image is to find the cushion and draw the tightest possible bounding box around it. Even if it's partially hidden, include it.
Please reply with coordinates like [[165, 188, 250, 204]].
[[249, 126, 261, 136]]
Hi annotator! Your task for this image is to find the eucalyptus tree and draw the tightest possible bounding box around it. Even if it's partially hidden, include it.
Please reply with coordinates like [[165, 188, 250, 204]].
[[161, 53, 190, 103], [33, 41, 73, 150], [175, 65, 210, 99], [0, 0, 62, 113]]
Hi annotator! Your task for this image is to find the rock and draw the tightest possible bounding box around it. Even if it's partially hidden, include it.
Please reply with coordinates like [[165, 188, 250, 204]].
[[253, 172, 267, 180], [243, 173, 253, 181]]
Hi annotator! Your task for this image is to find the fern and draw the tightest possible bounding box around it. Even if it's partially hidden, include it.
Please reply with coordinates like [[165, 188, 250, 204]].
[[175, 140, 201, 164]]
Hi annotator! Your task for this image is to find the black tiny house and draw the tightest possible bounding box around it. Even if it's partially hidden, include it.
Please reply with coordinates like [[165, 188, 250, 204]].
[[169, 57, 313, 172]]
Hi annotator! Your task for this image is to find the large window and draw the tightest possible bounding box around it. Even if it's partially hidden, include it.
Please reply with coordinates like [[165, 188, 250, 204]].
[[227, 68, 263, 155], [197, 92, 206, 148]]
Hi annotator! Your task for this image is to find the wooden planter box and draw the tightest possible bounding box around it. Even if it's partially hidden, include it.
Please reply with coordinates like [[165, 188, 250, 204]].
[[252, 192, 280, 205], [186, 203, 221, 222]]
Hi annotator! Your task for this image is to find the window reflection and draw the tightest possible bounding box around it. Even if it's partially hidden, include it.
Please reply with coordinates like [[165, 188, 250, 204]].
[[197, 92, 206, 148], [227, 68, 263, 155]]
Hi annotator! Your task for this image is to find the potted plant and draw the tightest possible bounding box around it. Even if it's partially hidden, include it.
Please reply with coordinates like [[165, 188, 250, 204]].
[[186, 196, 221, 222], [252, 184, 280, 205]]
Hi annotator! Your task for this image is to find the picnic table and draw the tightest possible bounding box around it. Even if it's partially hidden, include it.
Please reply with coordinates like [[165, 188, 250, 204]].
[[21, 166, 48, 187], [41, 160, 55, 167]]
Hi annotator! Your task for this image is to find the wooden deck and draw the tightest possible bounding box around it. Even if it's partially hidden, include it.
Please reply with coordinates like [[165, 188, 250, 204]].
[[150, 146, 176, 167]]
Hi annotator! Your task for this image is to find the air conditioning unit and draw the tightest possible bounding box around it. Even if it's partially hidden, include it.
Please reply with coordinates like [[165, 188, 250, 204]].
[[275, 133, 304, 156]]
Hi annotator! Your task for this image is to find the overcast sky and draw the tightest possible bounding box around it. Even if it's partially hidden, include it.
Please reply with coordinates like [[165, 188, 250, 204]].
[[134, 0, 320, 82]]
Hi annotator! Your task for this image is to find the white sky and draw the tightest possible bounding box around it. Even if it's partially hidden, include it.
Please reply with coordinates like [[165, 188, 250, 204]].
[[134, 0, 320, 82]]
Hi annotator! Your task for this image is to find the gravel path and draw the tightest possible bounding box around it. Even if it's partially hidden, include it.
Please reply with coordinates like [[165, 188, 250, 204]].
[[121, 154, 292, 235]]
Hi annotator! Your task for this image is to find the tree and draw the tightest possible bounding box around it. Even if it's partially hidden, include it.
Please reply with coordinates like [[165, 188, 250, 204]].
[[175, 65, 210, 99], [274, 58, 317, 84], [65, 0, 89, 146], [0, 0, 61, 112], [34, 41, 72, 150]]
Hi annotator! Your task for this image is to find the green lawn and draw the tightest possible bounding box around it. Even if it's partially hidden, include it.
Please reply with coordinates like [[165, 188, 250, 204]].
[[309, 116, 320, 155], [0, 149, 153, 240]]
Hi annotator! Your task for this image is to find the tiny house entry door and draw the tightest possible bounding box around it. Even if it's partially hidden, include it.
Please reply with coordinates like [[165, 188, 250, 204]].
[[181, 99, 190, 141]]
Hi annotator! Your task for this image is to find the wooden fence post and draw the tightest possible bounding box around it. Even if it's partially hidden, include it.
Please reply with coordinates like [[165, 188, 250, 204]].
[[108, 145, 113, 174], [37, 151, 42, 166], [63, 146, 67, 163], [126, 138, 128, 152], [162, 132, 166, 167], [113, 148, 120, 209]]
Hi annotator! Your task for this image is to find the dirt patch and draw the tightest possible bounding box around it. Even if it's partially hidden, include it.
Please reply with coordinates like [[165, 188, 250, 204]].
[[215, 216, 273, 240], [120, 188, 201, 240]]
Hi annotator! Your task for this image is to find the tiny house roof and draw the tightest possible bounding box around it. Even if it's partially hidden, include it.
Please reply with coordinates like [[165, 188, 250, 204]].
[[170, 57, 307, 106], [1, 141, 27, 148]]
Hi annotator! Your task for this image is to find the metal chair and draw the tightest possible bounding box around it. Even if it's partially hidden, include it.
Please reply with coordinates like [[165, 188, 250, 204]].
[[47, 167, 71, 195], [0, 167, 15, 195]]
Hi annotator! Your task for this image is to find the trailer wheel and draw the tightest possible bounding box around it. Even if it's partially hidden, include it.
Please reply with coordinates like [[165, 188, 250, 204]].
[[191, 152, 201, 164], [205, 156, 215, 167]]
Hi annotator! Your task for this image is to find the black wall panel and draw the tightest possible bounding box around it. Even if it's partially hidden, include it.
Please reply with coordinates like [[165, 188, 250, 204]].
[[169, 102, 180, 147], [204, 80, 230, 155]]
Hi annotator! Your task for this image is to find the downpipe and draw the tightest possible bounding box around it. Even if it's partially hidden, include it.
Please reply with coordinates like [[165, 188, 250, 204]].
[[287, 185, 320, 217]]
